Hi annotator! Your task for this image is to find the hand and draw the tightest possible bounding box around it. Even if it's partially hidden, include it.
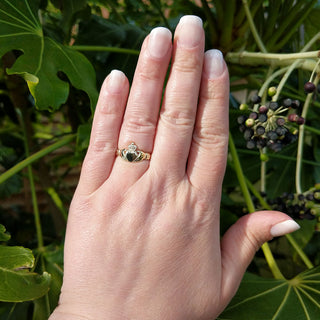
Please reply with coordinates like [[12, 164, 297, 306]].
[[50, 15, 300, 320]]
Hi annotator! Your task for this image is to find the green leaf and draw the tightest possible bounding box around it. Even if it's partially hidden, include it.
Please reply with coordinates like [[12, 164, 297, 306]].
[[0, 246, 51, 302], [0, 0, 98, 111], [0, 226, 10, 242], [219, 267, 320, 320]]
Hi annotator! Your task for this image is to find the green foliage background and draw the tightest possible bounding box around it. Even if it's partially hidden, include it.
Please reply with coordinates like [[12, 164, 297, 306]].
[[0, 0, 320, 319]]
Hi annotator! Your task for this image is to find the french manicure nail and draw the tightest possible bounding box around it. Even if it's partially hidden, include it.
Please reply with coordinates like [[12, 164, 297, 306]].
[[107, 70, 125, 94], [148, 27, 172, 58], [177, 15, 203, 48], [270, 220, 300, 237], [204, 49, 225, 79]]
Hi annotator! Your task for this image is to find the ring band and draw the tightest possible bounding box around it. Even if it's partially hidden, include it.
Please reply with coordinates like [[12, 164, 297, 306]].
[[116, 142, 151, 162]]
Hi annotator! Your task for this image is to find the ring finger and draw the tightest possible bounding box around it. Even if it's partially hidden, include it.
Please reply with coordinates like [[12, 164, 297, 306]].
[[111, 27, 172, 181]]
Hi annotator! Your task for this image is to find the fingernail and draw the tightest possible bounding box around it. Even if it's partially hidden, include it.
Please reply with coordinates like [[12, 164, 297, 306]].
[[107, 70, 125, 94], [177, 15, 203, 48], [148, 27, 172, 58], [270, 220, 300, 237], [204, 49, 225, 79]]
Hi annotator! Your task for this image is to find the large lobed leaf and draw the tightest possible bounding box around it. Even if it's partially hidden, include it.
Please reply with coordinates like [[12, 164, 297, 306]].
[[0, 246, 51, 302], [0, 0, 98, 111], [219, 266, 320, 320]]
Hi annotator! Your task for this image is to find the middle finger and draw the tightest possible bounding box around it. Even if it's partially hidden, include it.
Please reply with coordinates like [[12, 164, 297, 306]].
[[151, 16, 205, 180]]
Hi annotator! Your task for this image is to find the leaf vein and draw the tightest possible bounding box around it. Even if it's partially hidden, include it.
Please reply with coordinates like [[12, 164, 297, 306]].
[[2, 0, 38, 29]]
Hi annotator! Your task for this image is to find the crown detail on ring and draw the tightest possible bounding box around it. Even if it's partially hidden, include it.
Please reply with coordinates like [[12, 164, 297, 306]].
[[117, 142, 151, 162]]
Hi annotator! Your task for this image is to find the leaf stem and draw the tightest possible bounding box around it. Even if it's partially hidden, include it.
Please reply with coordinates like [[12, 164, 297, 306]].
[[242, 0, 267, 53], [286, 234, 314, 269], [295, 75, 320, 194], [226, 51, 320, 72], [16, 108, 44, 249], [229, 133, 284, 279], [0, 134, 76, 185], [71, 45, 140, 55]]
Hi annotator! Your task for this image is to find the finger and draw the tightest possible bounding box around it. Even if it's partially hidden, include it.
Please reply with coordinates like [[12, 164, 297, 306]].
[[220, 211, 300, 305], [151, 16, 205, 179], [187, 50, 229, 193], [112, 27, 172, 180], [77, 70, 129, 194]]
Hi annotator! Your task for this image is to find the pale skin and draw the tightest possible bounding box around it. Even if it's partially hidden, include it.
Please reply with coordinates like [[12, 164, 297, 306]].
[[50, 15, 300, 320]]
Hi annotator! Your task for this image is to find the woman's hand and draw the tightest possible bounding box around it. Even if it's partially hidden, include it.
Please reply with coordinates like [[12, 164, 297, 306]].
[[50, 15, 300, 320]]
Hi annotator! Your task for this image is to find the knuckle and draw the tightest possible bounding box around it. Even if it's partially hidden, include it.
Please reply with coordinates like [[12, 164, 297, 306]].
[[160, 108, 195, 128], [173, 51, 203, 74], [123, 113, 155, 135]]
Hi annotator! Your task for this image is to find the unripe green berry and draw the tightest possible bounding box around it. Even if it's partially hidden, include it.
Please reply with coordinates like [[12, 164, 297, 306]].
[[245, 118, 255, 127], [260, 153, 269, 162], [268, 86, 277, 97], [314, 191, 320, 200], [239, 103, 249, 111]]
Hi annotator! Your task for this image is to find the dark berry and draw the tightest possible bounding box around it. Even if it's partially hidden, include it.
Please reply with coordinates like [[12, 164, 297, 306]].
[[259, 105, 268, 114], [288, 114, 298, 122], [276, 126, 287, 136], [258, 113, 268, 123], [251, 94, 261, 104], [287, 193, 295, 200], [256, 138, 267, 148], [276, 117, 285, 126], [298, 194, 305, 201], [249, 112, 258, 120], [291, 100, 300, 109], [267, 130, 278, 141], [306, 193, 314, 201], [296, 117, 305, 125], [269, 141, 282, 152], [246, 140, 256, 149], [256, 125, 265, 135], [304, 82, 316, 93], [237, 115, 247, 124], [239, 124, 246, 133], [244, 128, 254, 140], [283, 98, 292, 108], [269, 101, 279, 111]]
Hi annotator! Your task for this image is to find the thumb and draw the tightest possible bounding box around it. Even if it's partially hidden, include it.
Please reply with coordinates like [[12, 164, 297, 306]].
[[219, 211, 300, 305]]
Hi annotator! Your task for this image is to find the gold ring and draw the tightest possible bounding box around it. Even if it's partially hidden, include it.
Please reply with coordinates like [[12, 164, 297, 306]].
[[116, 142, 151, 162]]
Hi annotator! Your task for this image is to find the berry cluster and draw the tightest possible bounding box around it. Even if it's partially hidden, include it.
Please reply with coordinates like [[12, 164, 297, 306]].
[[237, 91, 305, 152], [268, 189, 320, 221]]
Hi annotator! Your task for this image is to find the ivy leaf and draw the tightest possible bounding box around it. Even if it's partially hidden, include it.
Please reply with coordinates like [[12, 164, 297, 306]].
[[0, 246, 51, 302], [219, 267, 320, 320], [0, 225, 10, 242], [0, 0, 98, 111]]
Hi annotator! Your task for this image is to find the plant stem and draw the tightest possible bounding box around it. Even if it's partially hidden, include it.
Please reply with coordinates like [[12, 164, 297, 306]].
[[46, 187, 68, 221], [242, 0, 267, 53], [70, 45, 140, 55], [237, 148, 320, 167], [16, 108, 44, 249], [229, 133, 284, 279], [0, 134, 76, 185], [295, 75, 320, 194], [272, 60, 302, 102], [226, 51, 320, 72], [286, 234, 314, 269]]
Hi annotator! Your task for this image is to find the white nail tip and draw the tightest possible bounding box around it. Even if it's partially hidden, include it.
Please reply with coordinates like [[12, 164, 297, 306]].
[[270, 220, 300, 237], [179, 15, 203, 26]]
